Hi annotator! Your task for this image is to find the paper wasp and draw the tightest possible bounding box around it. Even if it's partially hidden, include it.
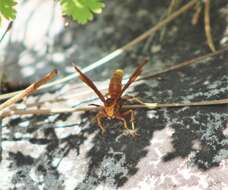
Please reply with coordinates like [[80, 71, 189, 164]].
[[74, 59, 148, 136]]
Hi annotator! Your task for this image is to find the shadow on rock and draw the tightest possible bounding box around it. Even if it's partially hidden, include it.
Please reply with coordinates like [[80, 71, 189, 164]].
[[162, 106, 228, 170], [74, 83, 166, 189]]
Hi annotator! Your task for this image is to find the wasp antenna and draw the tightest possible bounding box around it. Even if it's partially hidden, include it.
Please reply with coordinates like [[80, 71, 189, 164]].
[[72, 63, 78, 68], [89, 104, 101, 107], [74, 65, 84, 77], [140, 57, 149, 65]]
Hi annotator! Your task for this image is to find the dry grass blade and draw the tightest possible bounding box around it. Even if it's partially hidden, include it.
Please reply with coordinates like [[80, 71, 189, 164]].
[[7, 46, 227, 109], [0, 70, 57, 112], [1, 99, 228, 118], [191, 0, 202, 25], [155, 99, 228, 108], [122, 0, 198, 51], [0, 106, 99, 118], [140, 46, 228, 81], [0, 21, 13, 42], [159, 0, 180, 41], [0, 0, 198, 101], [204, 0, 216, 52]]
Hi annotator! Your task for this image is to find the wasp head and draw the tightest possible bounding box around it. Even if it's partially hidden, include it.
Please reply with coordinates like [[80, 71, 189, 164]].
[[104, 98, 117, 118]]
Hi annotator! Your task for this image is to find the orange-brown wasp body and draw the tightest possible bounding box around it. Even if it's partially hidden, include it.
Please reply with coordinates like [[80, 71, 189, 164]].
[[74, 59, 148, 136], [108, 69, 123, 99]]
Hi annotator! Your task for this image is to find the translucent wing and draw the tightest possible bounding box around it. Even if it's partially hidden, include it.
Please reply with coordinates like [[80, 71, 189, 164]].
[[120, 58, 148, 96], [74, 66, 105, 103]]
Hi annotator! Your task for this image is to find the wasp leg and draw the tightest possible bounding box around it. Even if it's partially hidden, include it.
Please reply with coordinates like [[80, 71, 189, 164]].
[[115, 115, 129, 130], [121, 109, 135, 130], [96, 111, 107, 134], [117, 111, 138, 137], [122, 95, 145, 105]]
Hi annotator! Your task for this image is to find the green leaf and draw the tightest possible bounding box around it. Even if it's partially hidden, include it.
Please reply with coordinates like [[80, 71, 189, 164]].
[[60, 0, 105, 24], [0, 0, 17, 24]]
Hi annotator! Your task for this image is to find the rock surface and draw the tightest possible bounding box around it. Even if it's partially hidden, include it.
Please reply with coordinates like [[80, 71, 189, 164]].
[[0, 0, 228, 190]]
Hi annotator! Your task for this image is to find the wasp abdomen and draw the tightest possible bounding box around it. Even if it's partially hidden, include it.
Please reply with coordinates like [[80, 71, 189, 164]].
[[108, 69, 124, 98]]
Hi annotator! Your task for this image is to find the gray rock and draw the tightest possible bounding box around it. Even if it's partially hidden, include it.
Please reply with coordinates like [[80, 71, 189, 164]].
[[0, 0, 228, 190]]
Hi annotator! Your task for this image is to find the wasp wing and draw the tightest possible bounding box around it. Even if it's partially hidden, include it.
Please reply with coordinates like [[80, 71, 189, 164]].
[[74, 66, 105, 103], [120, 58, 148, 97]]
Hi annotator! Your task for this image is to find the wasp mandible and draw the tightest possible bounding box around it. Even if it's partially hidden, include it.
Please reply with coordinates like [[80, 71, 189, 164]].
[[74, 59, 148, 136]]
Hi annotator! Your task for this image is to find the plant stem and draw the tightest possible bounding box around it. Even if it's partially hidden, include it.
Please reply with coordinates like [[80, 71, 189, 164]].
[[1, 98, 227, 118], [0, 70, 57, 111], [0, 0, 198, 101]]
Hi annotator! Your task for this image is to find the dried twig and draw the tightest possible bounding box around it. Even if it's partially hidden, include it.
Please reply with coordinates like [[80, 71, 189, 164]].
[[1, 99, 228, 118], [144, 0, 181, 52], [0, 107, 98, 118], [204, 0, 216, 52], [0, 0, 198, 101], [191, 0, 216, 52], [8, 46, 228, 109], [191, 0, 202, 25], [0, 70, 57, 112], [139, 46, 228, 80], [154, 98, 228, 108], [0, 21, 13, 42], [159, 0, 180, 41], [122, 0, 198, 52]]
